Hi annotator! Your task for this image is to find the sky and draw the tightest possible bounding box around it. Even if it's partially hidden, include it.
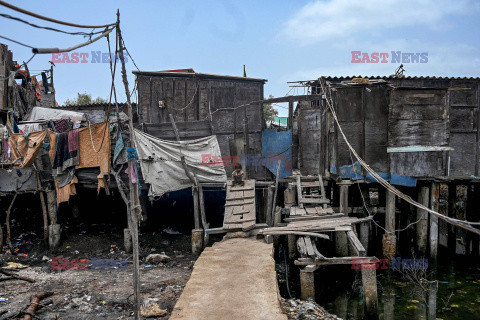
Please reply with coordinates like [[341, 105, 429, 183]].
[[1, 0, 479, 117]]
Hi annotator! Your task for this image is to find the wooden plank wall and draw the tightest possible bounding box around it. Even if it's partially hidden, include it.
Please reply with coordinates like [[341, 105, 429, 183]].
[[136, 75, 268, 180], [388, 89, 449, 177], [0, 44, 13, 110], [308, 79, 480, 180]]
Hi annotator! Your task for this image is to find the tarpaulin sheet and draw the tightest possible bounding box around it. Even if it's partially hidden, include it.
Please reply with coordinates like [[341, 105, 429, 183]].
[[28, 107, 86, 123], [261, 129, 292, 178], [133, 129, 227, 198]]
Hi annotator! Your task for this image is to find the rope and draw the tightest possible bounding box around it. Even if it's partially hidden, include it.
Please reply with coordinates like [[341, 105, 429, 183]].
[[0, 0, 116, 29], [319, 77, 480, 235], [87, 120, 107, 153]]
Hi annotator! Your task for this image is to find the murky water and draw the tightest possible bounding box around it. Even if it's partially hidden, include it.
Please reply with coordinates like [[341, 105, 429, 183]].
[[320, 261, 480, 320]]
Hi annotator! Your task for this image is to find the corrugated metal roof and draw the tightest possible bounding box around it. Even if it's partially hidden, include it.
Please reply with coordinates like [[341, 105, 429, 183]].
[[132, 70, 267, 83], [319, 75, 480, 81], [55, 102, 135, 109]]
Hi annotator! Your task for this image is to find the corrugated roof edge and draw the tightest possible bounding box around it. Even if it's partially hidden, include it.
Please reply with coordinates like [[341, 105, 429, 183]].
[[55, 102, 136, 109], [317, 75, 480, 81], [132, 70, 268, 83]]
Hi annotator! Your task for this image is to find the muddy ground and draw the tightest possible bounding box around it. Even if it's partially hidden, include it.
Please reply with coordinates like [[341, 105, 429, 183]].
[[0, 228, 196, 319]]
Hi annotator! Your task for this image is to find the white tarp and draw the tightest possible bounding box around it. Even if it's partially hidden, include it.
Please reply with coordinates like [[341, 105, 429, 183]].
[[133, 129, 227, 197], [28, 107, 86, 123]]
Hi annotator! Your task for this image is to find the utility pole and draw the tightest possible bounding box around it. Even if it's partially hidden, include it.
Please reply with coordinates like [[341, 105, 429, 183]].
[[116, 10, 141, 320]]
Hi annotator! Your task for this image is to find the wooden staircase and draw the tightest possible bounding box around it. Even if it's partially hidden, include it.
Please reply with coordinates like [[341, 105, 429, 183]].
[[223, 179, 256, 231]]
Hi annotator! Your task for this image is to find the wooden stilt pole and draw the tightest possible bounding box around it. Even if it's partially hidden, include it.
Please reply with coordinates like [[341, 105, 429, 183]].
[[361, 263, 379, 320], [430, 182, 439, 265], [300, 265, 317, 300], [447, 183, 457, 255], [270, 159, 281, 223], [416, 186, 429, 256], [5, 193, 17, 251], [46, 188, 60, 250], [383, 190, 396, 259], [117, 12, 141, 320]]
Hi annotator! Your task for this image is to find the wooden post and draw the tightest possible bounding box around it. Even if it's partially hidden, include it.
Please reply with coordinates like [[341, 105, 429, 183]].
[[296, 175, 303, 209], [383, 190, 396, 259], [287, 234, 296, 260], [335, 231, 349, 256], [361, 263, 379, 320], [124, 228, 132, 253], [416, 186, 429, 256], [383, 285, 395, 320], [34, 169, 49, 243], [300, 265, 317, 300], [5, 193, 18, 251], [359, 222, 370, 253], [430, 182, 439, 265], [270, 159, 281, 223], [471, 185, 480, 257], [447, 183, 457, 255], [198, 185, 209, 246], [168, 113, 203, 253], [338, 181, 350, 215], [46, 189, 61, 250], [243, 112, 249, 179], [427, 282, 437, 320], [288, 100, 294, 129], [265, 186, 274, 227], [117, 13, 141, 320]]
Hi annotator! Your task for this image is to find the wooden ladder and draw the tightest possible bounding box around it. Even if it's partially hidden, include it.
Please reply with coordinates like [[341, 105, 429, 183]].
[[295, 174, 329, 209]]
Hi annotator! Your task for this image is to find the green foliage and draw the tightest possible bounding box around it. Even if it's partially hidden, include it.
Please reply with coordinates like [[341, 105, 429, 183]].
[[263, 94, 278, 123], [64, 92, 108, 106]]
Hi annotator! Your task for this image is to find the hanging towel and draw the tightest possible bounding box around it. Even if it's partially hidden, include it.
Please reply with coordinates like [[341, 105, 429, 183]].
[[52, 131, 79, 175]]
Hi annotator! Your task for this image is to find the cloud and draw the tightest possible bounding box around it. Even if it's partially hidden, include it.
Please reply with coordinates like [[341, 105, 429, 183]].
[[279, 0, 474, 45]]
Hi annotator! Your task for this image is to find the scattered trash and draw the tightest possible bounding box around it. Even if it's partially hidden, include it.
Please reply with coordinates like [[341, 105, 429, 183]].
[[282, 298, 342, 320], [0, 298, 8, 302], [4, 262, 28, 270], [146, 253, 171, 264], [140, 299, 167, 318], [163, 228, 181, 235]]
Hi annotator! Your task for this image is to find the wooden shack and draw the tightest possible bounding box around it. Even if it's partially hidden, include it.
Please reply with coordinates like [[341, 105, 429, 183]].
[[298, 76, 480, 181], [133, 69, 269, 180]]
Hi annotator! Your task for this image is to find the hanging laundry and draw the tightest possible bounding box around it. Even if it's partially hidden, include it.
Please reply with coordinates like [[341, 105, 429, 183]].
[[51, 130, 79, 175], [55, 175, 78, 204], [8, 130, 47, 167], [52, 119, 71, 133], [48, 121, 111, 195]]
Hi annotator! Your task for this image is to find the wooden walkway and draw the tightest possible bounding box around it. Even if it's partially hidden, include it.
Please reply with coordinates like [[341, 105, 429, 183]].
[[223, 179, 256, 231], [170, 237, 287, 320]]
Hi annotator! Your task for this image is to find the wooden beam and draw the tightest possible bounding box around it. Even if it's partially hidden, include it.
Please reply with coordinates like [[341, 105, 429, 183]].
[[347, 230, 366, 256], [299, 198, 330, 204], [296, 176, 304, 209]]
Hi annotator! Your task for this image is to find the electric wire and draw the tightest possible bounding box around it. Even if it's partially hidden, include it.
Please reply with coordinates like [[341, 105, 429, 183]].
[[0, 0, 116, 29], [0, 12, 104, 36]]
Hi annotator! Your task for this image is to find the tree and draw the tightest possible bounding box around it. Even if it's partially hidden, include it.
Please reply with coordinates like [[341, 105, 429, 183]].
[[64, 92, 108, 106], [263, 94, 278, 123]]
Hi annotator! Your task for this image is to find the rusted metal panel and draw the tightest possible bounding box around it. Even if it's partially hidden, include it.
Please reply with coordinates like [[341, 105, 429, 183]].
[[0, 167, 38, 192]]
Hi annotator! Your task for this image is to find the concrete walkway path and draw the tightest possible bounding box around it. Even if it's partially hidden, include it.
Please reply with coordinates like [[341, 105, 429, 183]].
[[170, 237, 287, 320]]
